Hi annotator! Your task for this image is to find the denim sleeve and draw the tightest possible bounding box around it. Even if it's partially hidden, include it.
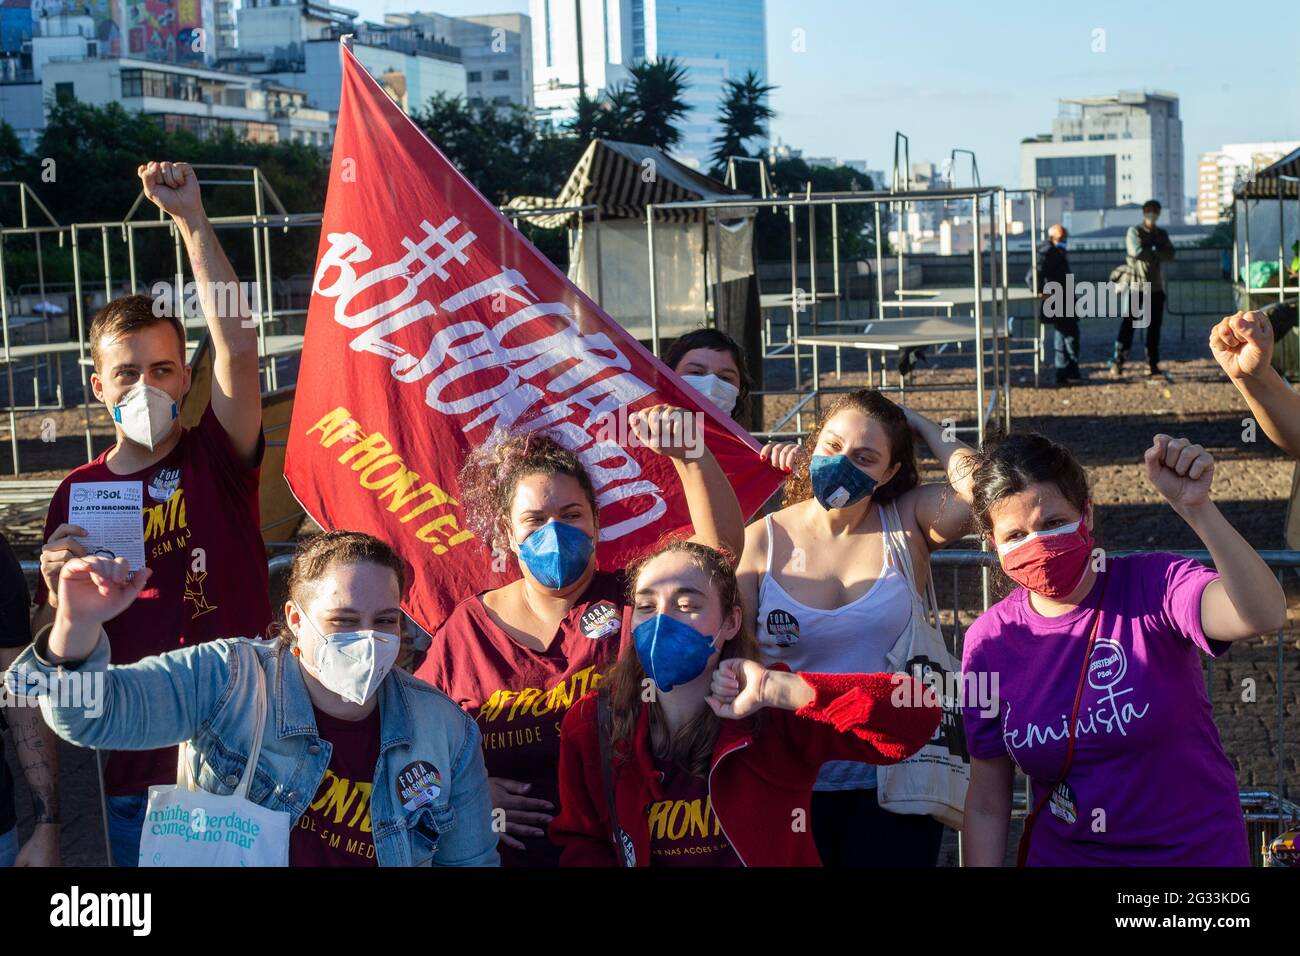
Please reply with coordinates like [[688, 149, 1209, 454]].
[[433, 713, 499, 867], [4, 628, 235, 752]]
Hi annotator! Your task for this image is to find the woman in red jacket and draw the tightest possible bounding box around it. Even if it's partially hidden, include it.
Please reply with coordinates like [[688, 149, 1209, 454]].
[[551, 539, 942, 866]]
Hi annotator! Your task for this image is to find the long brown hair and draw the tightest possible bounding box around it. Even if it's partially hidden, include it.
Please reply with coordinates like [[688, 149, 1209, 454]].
[[606, 539, 760, 776], [781, 388, 919, 508]]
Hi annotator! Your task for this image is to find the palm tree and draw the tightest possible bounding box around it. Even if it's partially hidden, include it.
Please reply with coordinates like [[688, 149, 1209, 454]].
[[563, 58, 689, 150], [709, 70, 776, 176], [625, 57, 690, 149], [601, 83, 641, 140], [566, 91, 607, 143]]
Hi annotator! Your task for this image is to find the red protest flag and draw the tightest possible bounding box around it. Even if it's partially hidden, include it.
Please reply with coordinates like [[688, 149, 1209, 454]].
[[285, 41, 784, 633]]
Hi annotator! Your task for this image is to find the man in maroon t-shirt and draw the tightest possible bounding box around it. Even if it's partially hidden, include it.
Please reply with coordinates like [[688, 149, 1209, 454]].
[[31, 161, 270, 867]]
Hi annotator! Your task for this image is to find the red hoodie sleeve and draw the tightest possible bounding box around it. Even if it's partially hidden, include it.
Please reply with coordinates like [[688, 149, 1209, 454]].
[[775, 671, 942, 768], [550, 695, 619, 867]]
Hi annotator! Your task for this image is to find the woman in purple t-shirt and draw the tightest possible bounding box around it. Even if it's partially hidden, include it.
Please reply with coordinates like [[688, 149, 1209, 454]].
[[960, 432, 1286, 866]]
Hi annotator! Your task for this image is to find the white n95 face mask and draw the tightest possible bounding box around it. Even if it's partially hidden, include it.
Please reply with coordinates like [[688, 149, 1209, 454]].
[[681, 373, 740, 415], [296, 604, 400, 706], [112, 382, 178, 451]]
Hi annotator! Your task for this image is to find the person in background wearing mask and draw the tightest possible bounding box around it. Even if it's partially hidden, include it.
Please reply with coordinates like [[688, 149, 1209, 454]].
[[416, 414, 744, 866], [0, 532, 60, 866], [664, 327, 804, 478], [961, 433, 1283, 866], [1209, 309, 1300, 459], [29, 161, 269, 867], [1038, 224, 1082, 386], [3, 532, 498, 867], [1110, 199, 1175, 380], [550, 539, 942, 866], [736, 388, 976, 866]]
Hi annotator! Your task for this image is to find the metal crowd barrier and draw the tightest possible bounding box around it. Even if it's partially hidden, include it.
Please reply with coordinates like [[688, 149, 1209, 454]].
[[14, 546, 1299, 863]]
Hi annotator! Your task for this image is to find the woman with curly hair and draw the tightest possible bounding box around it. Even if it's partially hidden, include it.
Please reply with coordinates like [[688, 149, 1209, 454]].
[[736, 387, 977, 866], [415, 406, 744, 866]]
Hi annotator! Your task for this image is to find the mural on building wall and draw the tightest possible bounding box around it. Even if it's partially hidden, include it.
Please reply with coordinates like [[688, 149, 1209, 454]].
[[125, 0, 205, 63]]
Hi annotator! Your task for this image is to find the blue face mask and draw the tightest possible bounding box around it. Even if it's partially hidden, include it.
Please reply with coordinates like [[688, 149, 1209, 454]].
[[633, 614, 717, 693], [1056, 240, 1068, 251], [810, 454, 878, 510], [517, 521, 594, 590]]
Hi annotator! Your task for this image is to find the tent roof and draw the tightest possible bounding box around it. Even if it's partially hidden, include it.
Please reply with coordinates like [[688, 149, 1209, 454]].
[[505, 139, 753, 227], [1234, 146, 1300, 200]]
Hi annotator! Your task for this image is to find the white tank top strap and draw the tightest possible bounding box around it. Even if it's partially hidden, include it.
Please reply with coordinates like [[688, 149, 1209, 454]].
[[763, 512, 777, 576], [880, 500, 916, 587], [877, 501, 896, 568]]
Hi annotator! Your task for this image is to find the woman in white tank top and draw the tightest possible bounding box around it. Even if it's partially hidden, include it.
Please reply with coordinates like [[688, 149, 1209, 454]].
[[737, 389, 977, 866]]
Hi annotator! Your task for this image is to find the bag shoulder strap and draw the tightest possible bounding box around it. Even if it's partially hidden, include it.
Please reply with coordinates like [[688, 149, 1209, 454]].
[[233, 643, 269, 799], [881, 500, 943, 630], [1016, 573, 1108, 866], [879, 501, 911, 578], [595, 687, 628, 866]]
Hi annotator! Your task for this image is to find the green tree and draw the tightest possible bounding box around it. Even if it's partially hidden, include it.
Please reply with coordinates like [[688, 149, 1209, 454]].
[[414, 93, 584, 266], [0, 120, 26, 178], [567, 91, 606, 143], [600, 84, 641, 141], [708, 70, 775, 176], [562, 58, 690, 151], [624, 57, 690, 149], [8, 98, 329, 284], [414, 93, 578, 205]]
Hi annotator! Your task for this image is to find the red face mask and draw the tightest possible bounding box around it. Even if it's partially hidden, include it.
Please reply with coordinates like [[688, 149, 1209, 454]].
[[996, 517, 1095, 598]]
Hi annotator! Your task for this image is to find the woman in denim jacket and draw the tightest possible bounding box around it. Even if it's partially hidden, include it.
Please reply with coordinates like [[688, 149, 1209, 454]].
[[5, 531, 498, 867]]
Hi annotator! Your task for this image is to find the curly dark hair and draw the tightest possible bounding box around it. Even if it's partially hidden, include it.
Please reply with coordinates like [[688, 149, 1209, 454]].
[[781, 389, 919, 508], [457, 431, 598, 553]]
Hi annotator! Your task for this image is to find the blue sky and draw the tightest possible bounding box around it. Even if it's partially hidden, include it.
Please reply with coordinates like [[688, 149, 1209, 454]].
[[346, 0, 1300, 190]]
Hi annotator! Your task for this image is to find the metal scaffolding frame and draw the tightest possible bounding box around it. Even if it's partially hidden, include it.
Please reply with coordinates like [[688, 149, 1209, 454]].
[[1233, 177, 1300, 307], [0, 182, 67, 472], [0, 167, 323, 474], [645, 185, 1019, 448]]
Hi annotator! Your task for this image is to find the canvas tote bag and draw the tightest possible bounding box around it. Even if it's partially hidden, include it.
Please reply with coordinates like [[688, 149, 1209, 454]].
[[139, 654, 292, 866], [874, 501, 970, 830]]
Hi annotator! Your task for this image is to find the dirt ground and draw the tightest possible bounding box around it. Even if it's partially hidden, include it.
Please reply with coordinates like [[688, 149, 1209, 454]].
[[756, 310, 1300, 864], [3, 310, 1298, 866]]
